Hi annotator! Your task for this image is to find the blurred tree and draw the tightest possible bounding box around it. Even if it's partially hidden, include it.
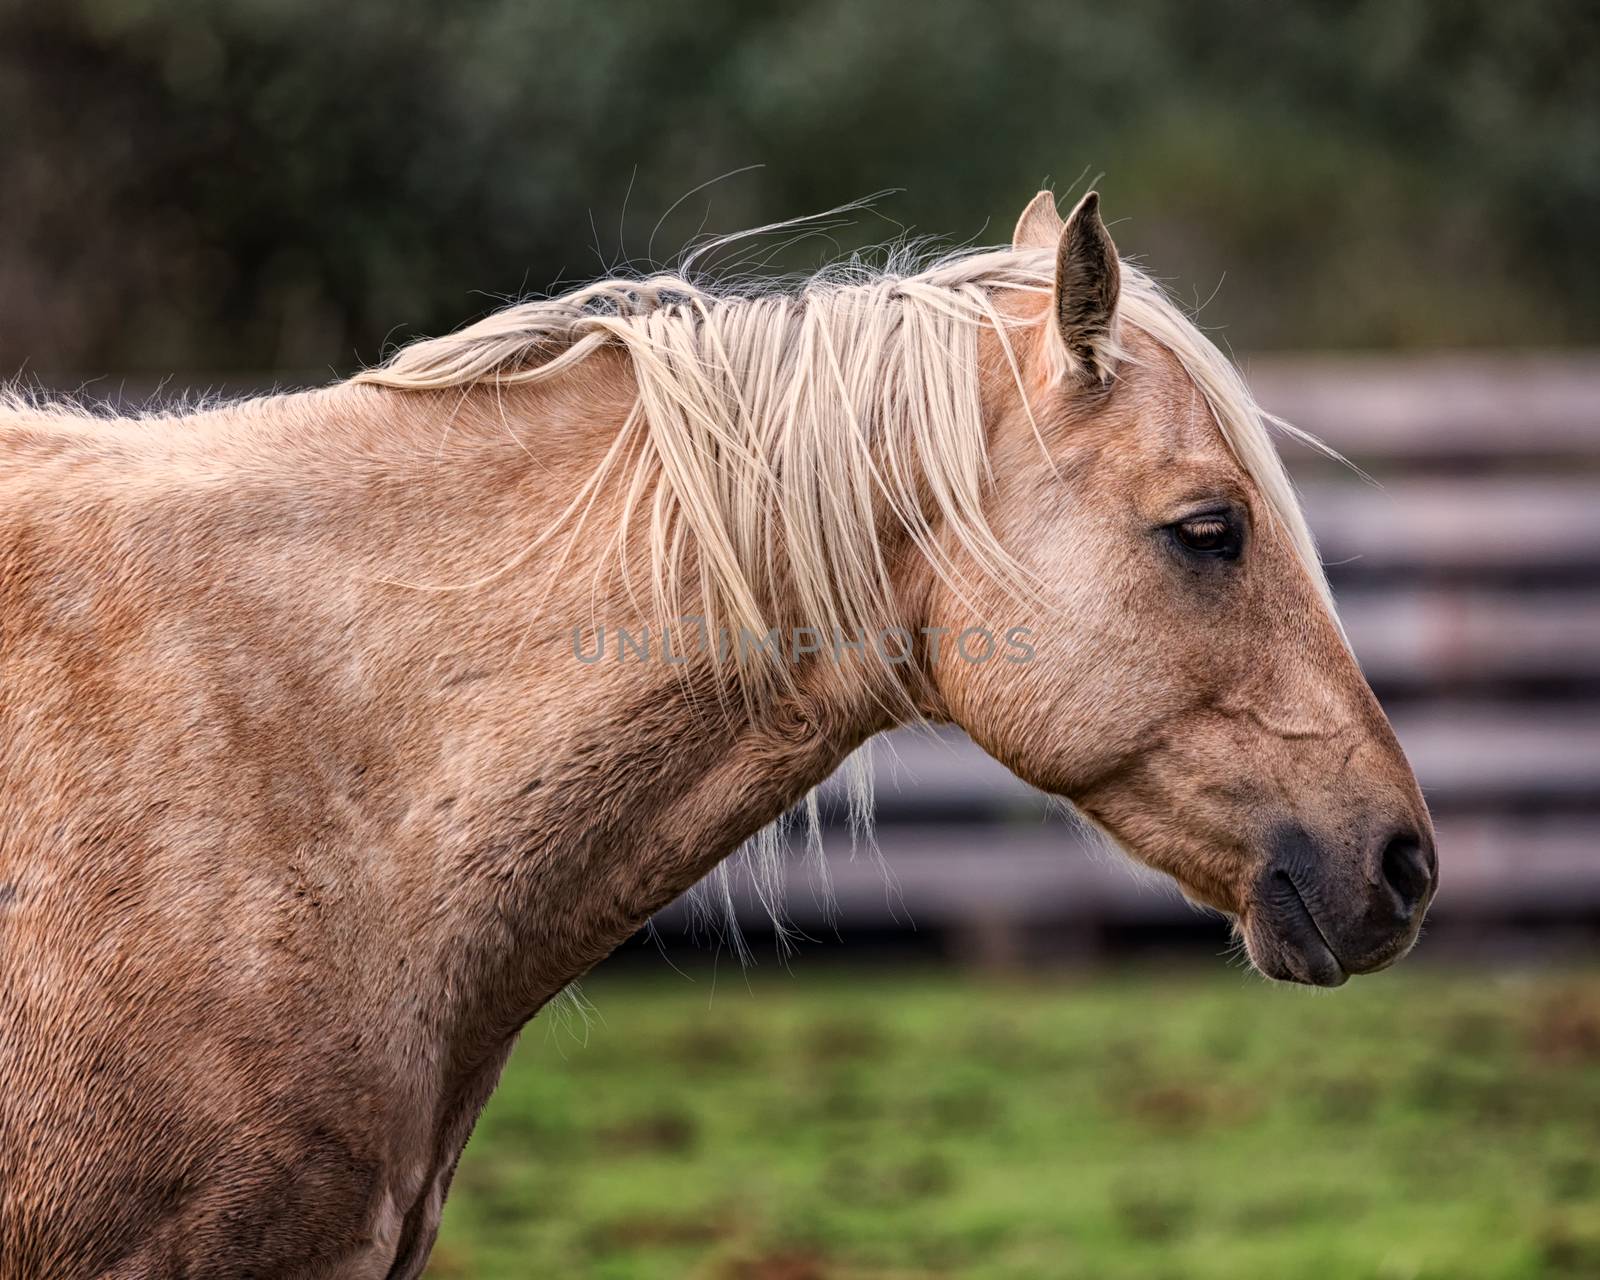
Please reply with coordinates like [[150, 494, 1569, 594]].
[[1, 0, 1595, 376]]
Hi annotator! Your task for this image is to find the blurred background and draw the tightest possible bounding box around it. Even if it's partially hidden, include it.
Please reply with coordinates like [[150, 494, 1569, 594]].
[[5, 2, 1599, 1276]]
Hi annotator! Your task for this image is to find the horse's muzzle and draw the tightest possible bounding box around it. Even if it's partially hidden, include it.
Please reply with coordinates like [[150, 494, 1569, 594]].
[[1242, 820, 1438, 987]]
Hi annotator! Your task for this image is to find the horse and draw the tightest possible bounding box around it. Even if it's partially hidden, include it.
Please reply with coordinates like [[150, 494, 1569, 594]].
[[0, 191, 1436, 1277]]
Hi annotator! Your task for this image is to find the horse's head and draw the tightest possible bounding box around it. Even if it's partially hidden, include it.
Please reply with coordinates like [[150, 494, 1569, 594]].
[[921, 191, 1435, 986]]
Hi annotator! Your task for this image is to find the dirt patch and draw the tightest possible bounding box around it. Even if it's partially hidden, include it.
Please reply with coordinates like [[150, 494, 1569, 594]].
[[1116, 1081, 1258, 1132], [672, 1023, 756, 1070], [717, 1249, 834, 1280], [1528, 989, 1600, 1065], [598, 1107, 699, 1153], [804, 1017, 887, 1064], [588, 1213, 727, 1251]]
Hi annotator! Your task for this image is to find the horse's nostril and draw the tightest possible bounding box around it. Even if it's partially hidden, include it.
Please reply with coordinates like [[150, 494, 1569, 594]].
[[1380, 830, 1434, 917]]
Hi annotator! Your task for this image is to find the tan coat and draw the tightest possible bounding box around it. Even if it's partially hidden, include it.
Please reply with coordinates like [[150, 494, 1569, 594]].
[[0, 194, 1432, 1277]]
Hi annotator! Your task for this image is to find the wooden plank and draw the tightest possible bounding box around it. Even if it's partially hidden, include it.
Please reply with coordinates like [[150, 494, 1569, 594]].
[[819, 709, 1600, 816], [1302, 477, 1600, 572], [1392, 708, 1600, 801], [1247, 353, 1600, 460], [1339, 589, 1600, 683], [66, 357, 1600, 460], [655, 816, 1600, 933], [75, 355, 1600, 457]]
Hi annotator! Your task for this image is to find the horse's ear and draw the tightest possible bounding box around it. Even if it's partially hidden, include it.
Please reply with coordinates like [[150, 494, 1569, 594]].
[[1012, 191, 1063, 250], [1054, 191, 1121, 384]]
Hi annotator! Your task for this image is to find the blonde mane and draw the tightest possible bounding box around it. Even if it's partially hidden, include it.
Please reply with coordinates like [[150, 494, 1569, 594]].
[[355, 242, 1330, 666], [354, 239, 1334, 953]]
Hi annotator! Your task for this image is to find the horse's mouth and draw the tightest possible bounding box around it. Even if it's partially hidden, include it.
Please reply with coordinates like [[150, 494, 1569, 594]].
[[1242, 870, 1348, 988]]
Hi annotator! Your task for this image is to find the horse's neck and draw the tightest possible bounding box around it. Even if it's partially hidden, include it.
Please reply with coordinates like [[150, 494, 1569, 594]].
[[214, 379, 891, 1061], [436, 664, 878, 1044]]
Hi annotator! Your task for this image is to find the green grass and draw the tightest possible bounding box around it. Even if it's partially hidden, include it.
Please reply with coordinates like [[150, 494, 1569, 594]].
[[427, 963, 1600, 1279]]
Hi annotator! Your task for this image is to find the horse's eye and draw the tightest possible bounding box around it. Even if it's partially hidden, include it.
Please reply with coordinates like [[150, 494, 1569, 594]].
[[1171, 513, 1241, 559]]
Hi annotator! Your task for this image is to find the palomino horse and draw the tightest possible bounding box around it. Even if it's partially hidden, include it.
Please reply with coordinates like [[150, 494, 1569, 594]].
[[0, 192, 1436, 1277]]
